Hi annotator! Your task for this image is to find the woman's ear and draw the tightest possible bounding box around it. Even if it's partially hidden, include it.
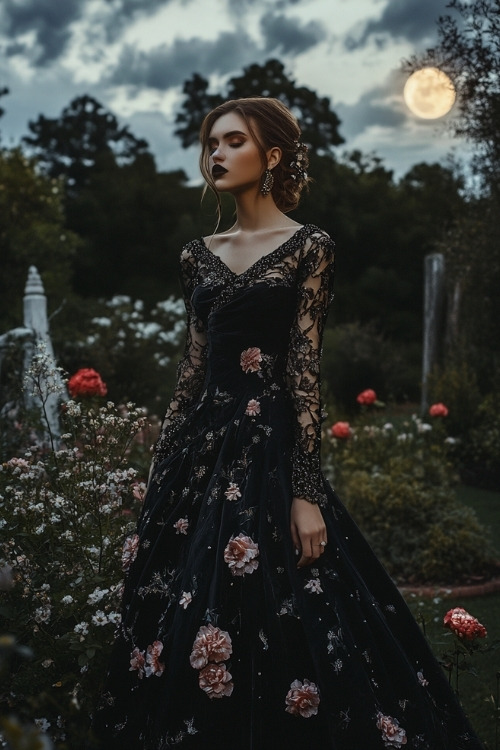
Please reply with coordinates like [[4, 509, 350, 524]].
[[267, 146, 282, 170]]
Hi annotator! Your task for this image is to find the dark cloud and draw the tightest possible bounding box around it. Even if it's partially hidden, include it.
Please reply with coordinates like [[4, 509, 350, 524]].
[[0, 0, 82, 65], [260, 12, 326, 54], [345, 0, 451, 50], [99, 0, 179, 43], [111, 31, 260, 89], [335, 81, 407, 139]]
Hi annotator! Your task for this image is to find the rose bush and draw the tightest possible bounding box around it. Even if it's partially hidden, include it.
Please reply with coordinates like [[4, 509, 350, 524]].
[[0, 351, 150, 749], [324, 400, 495, 584]]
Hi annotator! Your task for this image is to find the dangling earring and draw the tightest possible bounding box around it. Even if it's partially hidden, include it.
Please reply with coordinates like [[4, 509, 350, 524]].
[[260, 168, 274, 196]]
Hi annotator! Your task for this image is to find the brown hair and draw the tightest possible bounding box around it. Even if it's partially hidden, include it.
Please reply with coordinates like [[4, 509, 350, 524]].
[[199, 97, 310, 215]]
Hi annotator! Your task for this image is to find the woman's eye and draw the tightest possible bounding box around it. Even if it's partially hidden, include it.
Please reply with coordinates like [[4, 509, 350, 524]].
[[230, 142, 243, 149]]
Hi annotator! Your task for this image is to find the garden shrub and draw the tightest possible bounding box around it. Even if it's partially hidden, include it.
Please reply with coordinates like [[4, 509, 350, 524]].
[[326, 413, 495, 584], [0, 349, 150, 748], [322, 322, 421, 410]]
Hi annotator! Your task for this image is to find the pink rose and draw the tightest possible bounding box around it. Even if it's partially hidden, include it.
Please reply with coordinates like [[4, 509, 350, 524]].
[[245, 399, 261, 416], [122, 533, 139, 571], [68, 368, 107, 398], [429, 402, 449, 417], [285, 679, 320, 718], [240, 347, 262, 373], [356, 388, 377, 405], [190, 624, 233, 669], [173, 517, 189, 535], [223, 533, 259, 577], [144, 640, 165, 677], [330, 421, 351, 439], [129, 647, 145, 679], [198, 662, 234, 699], [225, 482, 242, 501], [376, 713, 407, 748], [443, 607, 487, 640]]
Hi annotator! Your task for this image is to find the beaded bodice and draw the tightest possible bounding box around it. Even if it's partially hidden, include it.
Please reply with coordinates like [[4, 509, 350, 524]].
[[153, 224, 335, 504]]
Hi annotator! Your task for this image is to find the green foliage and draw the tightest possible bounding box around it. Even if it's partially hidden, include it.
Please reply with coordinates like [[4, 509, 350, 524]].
[[428, 360, 500, 488], [427, 359, 481, 437], [466, 392, 500, 488], [0, 148, 79, 329], [322, 322, 421, 409], [326, 414, 495, 584]]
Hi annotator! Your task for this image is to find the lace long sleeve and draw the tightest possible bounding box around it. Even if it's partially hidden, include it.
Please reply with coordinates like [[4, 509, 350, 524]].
[[286, 230, 335, 505], [153, 246, 207, 466]]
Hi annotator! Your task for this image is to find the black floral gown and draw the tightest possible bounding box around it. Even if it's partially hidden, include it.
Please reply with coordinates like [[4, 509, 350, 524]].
[[91, 225, 484, 749]]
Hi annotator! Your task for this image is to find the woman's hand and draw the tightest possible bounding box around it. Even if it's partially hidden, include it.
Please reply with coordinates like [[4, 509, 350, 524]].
[[290, 497, 327, 568]]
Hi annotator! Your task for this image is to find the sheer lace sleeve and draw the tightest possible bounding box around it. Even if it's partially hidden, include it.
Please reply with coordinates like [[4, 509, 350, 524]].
[[153, 245, 207, 466], [286, 230, 335, 505]]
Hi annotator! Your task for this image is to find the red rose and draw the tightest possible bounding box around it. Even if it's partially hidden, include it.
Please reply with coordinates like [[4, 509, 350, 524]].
[[429, 402, 449, 417], [68, 368, 107, 398], [443, 607, 487, 640], [356, 389, 377, 405], [330, 421, 351, 439]]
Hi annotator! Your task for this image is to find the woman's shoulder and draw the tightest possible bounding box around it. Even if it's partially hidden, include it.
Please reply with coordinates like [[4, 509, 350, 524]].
[[179, 237, 204, 264], [299, 224, 335, 260]]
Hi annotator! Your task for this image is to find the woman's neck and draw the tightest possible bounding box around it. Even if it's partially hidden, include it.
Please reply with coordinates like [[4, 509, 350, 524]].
[[231, 191, 295, 232]]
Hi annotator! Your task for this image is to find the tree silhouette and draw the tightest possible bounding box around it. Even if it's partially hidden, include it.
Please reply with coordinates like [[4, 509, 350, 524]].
[[175, 59, 344, 154], [23, 95, 150, 194]]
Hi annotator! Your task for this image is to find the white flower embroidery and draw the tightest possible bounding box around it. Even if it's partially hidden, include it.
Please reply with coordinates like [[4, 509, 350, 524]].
[[304, 578, 323, 594]]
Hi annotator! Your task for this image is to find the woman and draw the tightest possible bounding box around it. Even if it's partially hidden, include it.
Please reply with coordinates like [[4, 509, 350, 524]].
[[91, 97, 484, 749]]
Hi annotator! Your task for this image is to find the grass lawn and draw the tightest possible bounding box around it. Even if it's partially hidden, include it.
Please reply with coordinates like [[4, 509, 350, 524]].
[[404, 485, 500, 749]]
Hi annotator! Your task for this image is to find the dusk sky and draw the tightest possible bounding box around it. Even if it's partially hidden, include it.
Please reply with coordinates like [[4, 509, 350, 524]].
[[0, 0, 464, 182]]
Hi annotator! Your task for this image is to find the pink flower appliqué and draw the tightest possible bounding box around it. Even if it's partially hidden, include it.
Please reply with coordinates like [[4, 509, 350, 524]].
[[443, 607, 487, 640], [240, 347, 262, 373], [122, 533, 140, 572], [173, 517, 189, 535], [245, 399, 261, 416], [376, 713, 407, 748], [225, 482, 242, 501], [198, 662, 234, 699], [417, 671, 429, 687], [223, 533, 259, 577], [144, 640, 165, 677], [179, 591, 193, 609], [285, 679, 320, 718], [129, 647, 146, 679], [190, 624, 233, 670]]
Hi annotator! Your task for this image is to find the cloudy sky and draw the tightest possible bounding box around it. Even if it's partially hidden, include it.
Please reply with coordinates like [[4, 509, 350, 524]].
[[0, 0, 463, 182]]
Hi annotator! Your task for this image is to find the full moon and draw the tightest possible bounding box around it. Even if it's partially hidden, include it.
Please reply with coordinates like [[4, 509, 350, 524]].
[[403, 67, 456, 119]]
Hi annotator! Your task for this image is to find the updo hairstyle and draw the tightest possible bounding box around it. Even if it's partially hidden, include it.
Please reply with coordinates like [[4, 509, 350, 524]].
[[199, 97, 310, 214]]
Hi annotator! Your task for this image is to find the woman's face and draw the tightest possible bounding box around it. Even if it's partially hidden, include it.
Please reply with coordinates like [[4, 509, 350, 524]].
[[206, 111, 266, 194]]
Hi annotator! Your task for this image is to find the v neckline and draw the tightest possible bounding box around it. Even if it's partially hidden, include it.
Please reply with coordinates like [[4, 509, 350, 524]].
[[199, 225, 308, 279]]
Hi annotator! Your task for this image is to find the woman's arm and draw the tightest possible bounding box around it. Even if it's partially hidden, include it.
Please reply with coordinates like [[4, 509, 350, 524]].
[[152, 246, 207, 470], [286, 230, 335, 566]]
